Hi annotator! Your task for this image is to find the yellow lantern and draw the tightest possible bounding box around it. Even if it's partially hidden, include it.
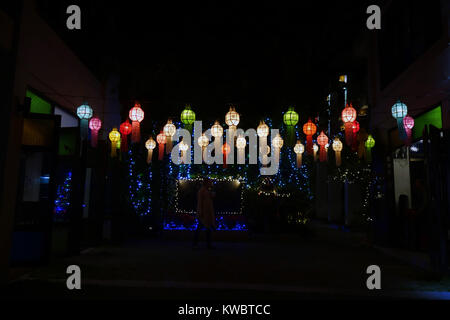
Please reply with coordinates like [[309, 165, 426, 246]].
[[332, 137, 343, 166], [108, 128, 121, 158], [145, 137, 156, 164]]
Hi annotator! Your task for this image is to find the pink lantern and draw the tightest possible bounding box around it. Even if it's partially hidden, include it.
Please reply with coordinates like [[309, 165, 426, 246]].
[[88, 117, 102, 147], [341, 104, 357, 146], [403, 115, 415, 146], [317, 131, 329, 162]]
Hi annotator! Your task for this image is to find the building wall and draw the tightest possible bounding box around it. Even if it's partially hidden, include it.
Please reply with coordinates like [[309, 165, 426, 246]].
[[369, 1, 450, 148], [1, 0, 110, 280]]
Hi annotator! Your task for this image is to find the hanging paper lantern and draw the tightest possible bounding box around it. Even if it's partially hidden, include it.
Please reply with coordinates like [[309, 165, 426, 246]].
[[272, 133, 284, 150], [225, 106, 240, 139], [108, 128, 121, 158], [257, 121, 269, 164], [391, 100, 408, 140], [129, 102, 144, 143], [211, 121, 223, 138], [356, 128, 369, 159], [332, 137, 343, 167], [163, 119, 177, 154], [283, 107, 299, 147], [341, 103, 357, 146], [119, 120, 132, 152], [403, 115, 415, 146], [180, 105, 196, 132], [293, 141, 305, 168], [365, 135, 375, 163], [88, 117, 101, 148], [317, 131, 329, 162], [156, 131, 166, 160], [179, 140, 189, 164], [222, 143, 231, 168], [145, 137, 156, 164], [236, 134, 246, 164], [198, 133, 209, 161], [351, 120, 360, 152], [77, 102, 93, 140], [313, 144, 319, 162], [303, 118, 317, 155]]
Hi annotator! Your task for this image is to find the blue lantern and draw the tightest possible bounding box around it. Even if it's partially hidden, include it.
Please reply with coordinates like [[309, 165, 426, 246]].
[[391, 100, 408, 140], [77, 102, 93, 139]]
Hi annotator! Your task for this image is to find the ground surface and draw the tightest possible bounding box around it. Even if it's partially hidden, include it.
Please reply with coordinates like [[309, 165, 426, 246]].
[[3, 223, 450, 300]]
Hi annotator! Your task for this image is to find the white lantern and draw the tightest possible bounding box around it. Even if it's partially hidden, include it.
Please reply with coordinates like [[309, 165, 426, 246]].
[[294, 141, 305, 168], [211, 121, 223, 138], [163, 119, 177, 154], [145, 137, 156, 164]]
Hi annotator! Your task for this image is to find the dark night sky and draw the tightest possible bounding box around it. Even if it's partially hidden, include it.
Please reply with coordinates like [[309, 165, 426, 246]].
[[38, 0, 373, 125]]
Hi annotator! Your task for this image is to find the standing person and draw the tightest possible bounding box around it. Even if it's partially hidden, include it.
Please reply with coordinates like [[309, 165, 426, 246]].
[[193, 178, 216, 249]]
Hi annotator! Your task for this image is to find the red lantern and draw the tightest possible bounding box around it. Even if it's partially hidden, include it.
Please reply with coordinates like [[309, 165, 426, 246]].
[[303, 118, 317, 155], [222, 143, 231, 169], [156, 131, 166, 160], [317, 131, 329, 162], [341, 104, 357, 146], [120, 120, 132, 152], [129, 102, 144, 143], [88, 117, 102, 148], [351, 120, 360, 152]]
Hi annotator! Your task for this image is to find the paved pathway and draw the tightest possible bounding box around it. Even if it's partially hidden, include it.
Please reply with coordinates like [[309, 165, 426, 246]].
[[4, 224, 450, 300]]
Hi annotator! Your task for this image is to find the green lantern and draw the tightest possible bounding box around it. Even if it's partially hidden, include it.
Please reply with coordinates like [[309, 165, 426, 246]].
[[283, 106, 299, 147], [181, 105, 196, 125], [283, 107, 299, 126], [365, 135, 375, 163]]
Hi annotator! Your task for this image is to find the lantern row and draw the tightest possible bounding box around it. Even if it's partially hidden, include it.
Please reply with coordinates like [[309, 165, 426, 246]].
[[77, 100, 414, 166]]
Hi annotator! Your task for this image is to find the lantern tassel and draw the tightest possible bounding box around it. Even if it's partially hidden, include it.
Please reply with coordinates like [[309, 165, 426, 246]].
[[131, 121, 140, 143], [366, 147, 372, 163], [166, 138, 173, 154], [306, 135, 313, 155], [345, 122, 353, 146], [397, 118, 407, 140], [121, 135, 128, 152], [313, 148, 318, 162], [319, 146, 327, 162], [237, 148, 245, 164], [335, 151, 341, 167], [147, 150, 153, 164], [111, 143, 117, 158], [158, 144, 165, 160], [80, 119, 89, 140], [91, 130, 98, 148], [296, 154, 302, 168], [223, 153, 227, 169]]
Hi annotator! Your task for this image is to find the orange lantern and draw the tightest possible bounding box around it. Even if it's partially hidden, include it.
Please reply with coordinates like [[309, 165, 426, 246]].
[[156, 131, 166, 160], [129, 102, 144, 143], [303, 118, 317, 155], [341, 103, 357, 146], [222, 143, 231, 168], [317, 131, 329, 162], [119, 120, 132, 152]]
